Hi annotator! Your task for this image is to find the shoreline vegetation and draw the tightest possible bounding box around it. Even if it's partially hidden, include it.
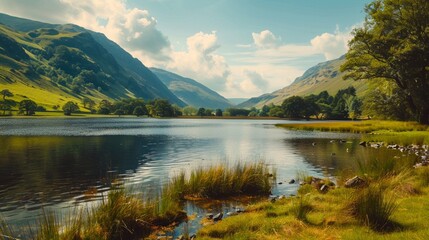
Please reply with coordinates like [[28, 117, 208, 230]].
[[0, 162, 275, 240], [195, 120, 429, 239]]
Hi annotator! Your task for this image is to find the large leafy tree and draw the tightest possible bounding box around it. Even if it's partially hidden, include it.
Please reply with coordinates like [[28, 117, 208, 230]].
[[62, 101, 80, 116], [341, 0, 429, 124], [19, 100, 37, 116]]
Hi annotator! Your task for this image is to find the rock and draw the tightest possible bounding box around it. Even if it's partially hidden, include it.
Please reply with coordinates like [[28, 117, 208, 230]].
[[320, 184, 329, 193], [213, 212, 223, 221], [235, 208, 245, 213], [387, 144, 399, 149], [312, 142, 317, 146], [339, 139, 347, 143], [289, 179, 296, 184], [370, 143, 381, 148], [278, 182, 283, 185], [206, 213, 214, 219], [331, 152, 336, 156], [176, 235, 184, 240], [190, 234, 197, 240], [344, 176, 366, 188], [359, 141, 367, 147], [227, 211, 238, 216], [330, 140, 336, 143]]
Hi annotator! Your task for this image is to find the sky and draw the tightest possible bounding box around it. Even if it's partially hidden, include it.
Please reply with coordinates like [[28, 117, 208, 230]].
[[0, 0, 372, 98]]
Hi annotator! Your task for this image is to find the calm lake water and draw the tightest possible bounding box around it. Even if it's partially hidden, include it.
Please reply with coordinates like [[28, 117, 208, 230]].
[[0, 118, 409, 236]]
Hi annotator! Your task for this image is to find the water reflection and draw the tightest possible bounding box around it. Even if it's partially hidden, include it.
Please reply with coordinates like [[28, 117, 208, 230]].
[[0, 118, 399, 230]]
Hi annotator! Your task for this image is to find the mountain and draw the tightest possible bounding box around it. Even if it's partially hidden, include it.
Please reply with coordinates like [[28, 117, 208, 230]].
[[227, 98, 248, 106], [150, 68, 232, 109], [238, 56, 367, 108], [0, 13, 185, 109]]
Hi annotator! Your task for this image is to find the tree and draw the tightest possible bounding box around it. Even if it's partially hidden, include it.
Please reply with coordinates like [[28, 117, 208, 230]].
[[62, 101, 80, 115], [98, 100, 112, 114], [215, 109, 223, 117], [341, 0, 429, 124], [133, 106, 146, 117], [82, 97, 95, 110], [19, 100, 37, 116], [197, 107, 206, 117], [282, 96, 305, 118], [0, 102, 12, 116], [183, 106, 197, 116], [0, 89, 13, 101], [114, 109, 125, 117], [153, 99, 175, 117]]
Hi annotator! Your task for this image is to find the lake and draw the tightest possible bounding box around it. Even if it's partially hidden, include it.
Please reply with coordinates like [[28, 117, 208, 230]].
[[0, 117, 407, 235]]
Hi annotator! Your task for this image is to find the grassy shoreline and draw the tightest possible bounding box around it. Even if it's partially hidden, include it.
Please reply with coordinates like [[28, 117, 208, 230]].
[[194, 120, 429, 239], [0, 162, 275, 240], [277, 120, 429, 145]]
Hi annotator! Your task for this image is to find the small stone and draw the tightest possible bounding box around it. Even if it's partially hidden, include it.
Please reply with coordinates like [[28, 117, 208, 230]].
[[320, 184, 329, 193], [176, 235, 184, 240], [344, 176, 366, 188], [227, 211, 238, 216], [213, 212, 223, 221], [359, 141, 367, 147], [312, 142, 317, 146], [278, 182, 283, 185], [289, 179, 295, 184], [190, 234, 197, 240], [206, 213, 213, 219]]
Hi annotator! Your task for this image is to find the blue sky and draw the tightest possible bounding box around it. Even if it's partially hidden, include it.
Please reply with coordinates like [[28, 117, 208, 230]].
[[0, 0, 372, 98]]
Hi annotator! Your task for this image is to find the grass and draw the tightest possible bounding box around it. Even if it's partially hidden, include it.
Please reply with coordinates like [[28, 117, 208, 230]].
[[197, 174, 429, 240], [277, 120, 429, 145], [0, 162, 275, 239], [169, 162, 275, 199], [347, 184, 398, 231]]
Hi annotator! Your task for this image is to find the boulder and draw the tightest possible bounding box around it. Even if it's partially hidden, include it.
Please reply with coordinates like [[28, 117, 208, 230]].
[[344, 176, 366, 188], [190, 234, 197, 240], [359, 141, 367, 147], [206, 213, 213, 219], [289, 179, 296, 184]]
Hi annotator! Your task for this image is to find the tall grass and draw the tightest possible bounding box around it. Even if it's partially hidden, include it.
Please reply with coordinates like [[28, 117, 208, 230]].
[[347, 184, 397, 231], [356, 153, 415, 181], [170, 162, 275, 199]]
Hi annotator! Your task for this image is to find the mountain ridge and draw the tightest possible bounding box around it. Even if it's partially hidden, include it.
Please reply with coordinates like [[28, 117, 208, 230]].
[[238, 56, 367, 109], [0, 13, 186, 108], [150, 68, 233, 109]]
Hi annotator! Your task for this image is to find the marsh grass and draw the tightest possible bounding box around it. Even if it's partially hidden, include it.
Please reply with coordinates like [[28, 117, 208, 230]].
[[277, 120, 429, 145], [347, 184, 398, 231], [171, 162, 275, 199], [356, 151, 416, 181]]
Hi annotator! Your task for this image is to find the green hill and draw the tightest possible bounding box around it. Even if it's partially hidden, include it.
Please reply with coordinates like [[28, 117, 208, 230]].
[[238, 56, 367, 109], [151, 68, 233, 109], [0, 13, 185, 110]]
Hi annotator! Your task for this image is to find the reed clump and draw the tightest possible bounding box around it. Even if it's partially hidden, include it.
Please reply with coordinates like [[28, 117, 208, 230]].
[[347, 184, 397, 231], [170, 162, 275, 199]]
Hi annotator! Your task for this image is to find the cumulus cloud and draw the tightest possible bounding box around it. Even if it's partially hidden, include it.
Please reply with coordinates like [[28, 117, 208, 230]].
[[0, 0, 171, 65], [310, 26, 352, 60], [252, 30, 281, 49], [166, 31, 230, 91]]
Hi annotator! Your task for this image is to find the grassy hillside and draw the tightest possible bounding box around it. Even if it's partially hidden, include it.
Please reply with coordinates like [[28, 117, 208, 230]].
[[151, 68, 233, 109], [0, 13, 185, 111], [239, 56, 367, 109]]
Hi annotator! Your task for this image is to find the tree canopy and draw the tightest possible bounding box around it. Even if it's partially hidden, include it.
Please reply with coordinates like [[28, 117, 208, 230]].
[[341, 0, 429, 124]]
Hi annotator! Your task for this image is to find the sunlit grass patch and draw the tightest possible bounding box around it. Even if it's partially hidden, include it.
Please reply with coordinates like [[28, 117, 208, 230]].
[[171, 162, 275, 199]]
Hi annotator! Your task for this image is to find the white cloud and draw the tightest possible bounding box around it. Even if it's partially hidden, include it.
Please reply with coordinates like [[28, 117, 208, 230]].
[[252, 30, 281, 49], [310, 26, 352, 60], [0, 0, 171, 65], [166, 31, 230, 91]]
